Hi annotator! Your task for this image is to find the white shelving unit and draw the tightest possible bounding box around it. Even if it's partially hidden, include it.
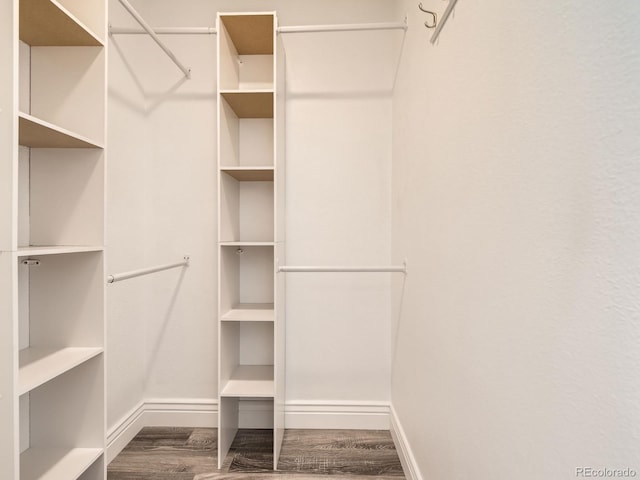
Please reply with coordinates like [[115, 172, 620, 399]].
[[217, 11, 286, 470], [0, 0, 107, 478]]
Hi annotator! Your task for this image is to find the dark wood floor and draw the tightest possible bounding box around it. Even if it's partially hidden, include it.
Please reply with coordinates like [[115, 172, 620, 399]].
[[108, 427, 405, 480]]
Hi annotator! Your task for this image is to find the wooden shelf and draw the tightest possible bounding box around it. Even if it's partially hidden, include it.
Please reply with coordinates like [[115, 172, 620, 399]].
[[19, 113, 103, 149], [221, 304, 274, 322], [220, 14, 274, 55], [221, 365, 274, 397], [220, 242, 274, 247], [221, 167, 274, 182], [20, 0, 103, 46], [19, 347, 103, 395], [20, 447, 102, 480], [17, 245, 104, 257], [221, 91, 273, 118]]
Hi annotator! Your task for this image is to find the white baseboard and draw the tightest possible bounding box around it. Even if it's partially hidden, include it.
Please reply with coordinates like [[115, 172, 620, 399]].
[[107, 398, 217, 463], [285, 400, 390, 430], [107, 398, 392, 464], [389, 404, 422, 480]]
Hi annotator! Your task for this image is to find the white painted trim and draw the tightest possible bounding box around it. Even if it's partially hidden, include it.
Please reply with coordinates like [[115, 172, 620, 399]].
[[106, 398, 218, 463], [389, 404, 422, 480], [285, 400, 390, 430], [106, 400, 146, 464], [107, 398, 393, 464]]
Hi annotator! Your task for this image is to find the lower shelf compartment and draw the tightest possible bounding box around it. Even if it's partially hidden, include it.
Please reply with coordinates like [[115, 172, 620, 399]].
[[19, 347, 103, 395], [221, 365, 274, 397], [221, 304, 274, 322], [20, 447, 103, 480]]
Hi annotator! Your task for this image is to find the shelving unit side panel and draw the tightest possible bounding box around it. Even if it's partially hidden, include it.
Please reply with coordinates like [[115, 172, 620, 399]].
[[29, 252, 104, 347], [218, 16, 240, 90], [219, 322, 240, 390], [0, 0, 18, 253], [29, 149, 105, 247], [239, 322, 274, 365], [29, 355, 104, 448], [219, 172, 240, 242], [275, 35, 286, 244], [17, 146, 29, 248], [220, 246, 241, 316], [219, 97, 240, 167], [0, 253, 19, 480], [239, 246, 275, 304], [218, 397, 239, 470], [274, 242, 286, 468], [30, 46, 105, 145]]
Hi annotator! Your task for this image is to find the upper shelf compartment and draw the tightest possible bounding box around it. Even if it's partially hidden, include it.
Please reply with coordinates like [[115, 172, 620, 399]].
[[220, 14, 274, 55], [20, 0, 104, 46], [221, 91, 273, 119], [219, 13, 275, 91]]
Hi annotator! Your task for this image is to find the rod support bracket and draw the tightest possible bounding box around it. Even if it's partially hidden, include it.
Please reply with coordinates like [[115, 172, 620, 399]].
[[21, 258, 41, 267]]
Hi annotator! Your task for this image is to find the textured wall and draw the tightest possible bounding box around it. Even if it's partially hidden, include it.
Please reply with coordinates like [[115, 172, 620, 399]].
[[391, 0, 640, 478]]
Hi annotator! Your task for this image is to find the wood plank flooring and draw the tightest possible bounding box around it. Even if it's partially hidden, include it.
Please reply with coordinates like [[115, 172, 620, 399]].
[[108, 427, 405, 480]]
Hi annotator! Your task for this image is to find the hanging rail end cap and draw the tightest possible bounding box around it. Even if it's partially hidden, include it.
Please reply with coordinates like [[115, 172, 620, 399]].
[[183, 255, 191, 265], [403, 259, 408, 274], [106, 274, 115, 284]]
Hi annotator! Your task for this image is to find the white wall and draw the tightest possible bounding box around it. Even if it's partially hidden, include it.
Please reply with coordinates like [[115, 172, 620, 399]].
[[107, 0, 399, 433], [391, 1, 640, 478]]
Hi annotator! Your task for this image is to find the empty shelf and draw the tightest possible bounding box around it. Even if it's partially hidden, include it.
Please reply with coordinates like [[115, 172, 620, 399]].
[[221, 167, 274, 181], [17, 245, 104, 257], [20, 0, 103, 46], [19, 113, 103, 149], [21, 447, 103, 480], [221, 365, 274, 397], [220, 242, 274, 247], [19, 347, 103, 395], [221, 304, 274, 322], [221, 91, 274, 118], [220, 15, 274, 55]]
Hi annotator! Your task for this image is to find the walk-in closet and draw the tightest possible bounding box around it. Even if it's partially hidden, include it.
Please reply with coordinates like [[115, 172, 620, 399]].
[[1, 0, 639, 479]]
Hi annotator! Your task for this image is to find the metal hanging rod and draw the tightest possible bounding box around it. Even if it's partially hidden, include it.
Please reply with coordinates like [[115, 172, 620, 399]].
[[115, 0, 191, 78], [278, 262, 407, 274], [277, 20, 408, 34], [107, 256, 190, 284], [430, 0, 459, 44], [109, 20, 408, 37], [109, 26, 216, 35]]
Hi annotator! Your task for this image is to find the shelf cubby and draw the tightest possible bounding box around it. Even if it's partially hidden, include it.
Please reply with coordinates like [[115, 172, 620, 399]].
[[220, 365, 274, 398], [221, 303, 275, 322], [19, 113, 104, 149], [220, 171, 274, 243], [20, 0, 105, 47], [19, 356, 104, 480]]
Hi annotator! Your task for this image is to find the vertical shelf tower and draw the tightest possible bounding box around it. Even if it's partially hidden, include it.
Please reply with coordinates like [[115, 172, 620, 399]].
[[0, 0, 107, 479], [216, 12, 286, 469]]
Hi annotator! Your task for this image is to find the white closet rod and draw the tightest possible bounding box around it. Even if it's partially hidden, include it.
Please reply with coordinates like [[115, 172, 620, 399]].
[[278, 263, 407, 274], [116, 0, 191, 78], [109, 21, 408, 36], [109, 26, 216, 35], [107, 256, 190, 284], [277, 21, 408, 34], [430, 0, 459, 44]]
